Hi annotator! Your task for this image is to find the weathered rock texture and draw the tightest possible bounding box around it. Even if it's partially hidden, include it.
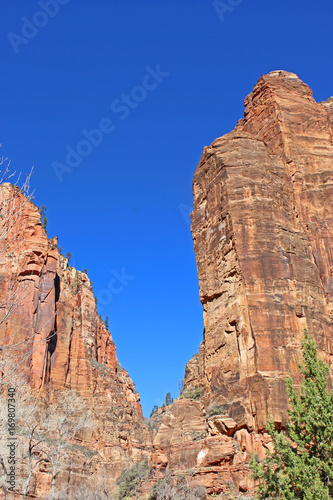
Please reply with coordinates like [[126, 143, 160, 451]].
[[192, 70, 333, 427], [151, 71, 333, 495], [0, 184, 151, 498], [2, 71, 333, 498]]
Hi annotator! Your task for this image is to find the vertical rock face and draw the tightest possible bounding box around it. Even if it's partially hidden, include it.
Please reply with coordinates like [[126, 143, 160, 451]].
[[2, 71, 333, 498], [191, 70, 333, 430], [0, 184, 151, 496], [152, 72, 333, 495]]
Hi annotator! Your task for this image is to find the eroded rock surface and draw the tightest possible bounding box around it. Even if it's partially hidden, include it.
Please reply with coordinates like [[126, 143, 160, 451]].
[[152, 71, 333, 495], [0, 184, 151, 498], [2, 70, 333, 498], [191, 70, 333, 430]]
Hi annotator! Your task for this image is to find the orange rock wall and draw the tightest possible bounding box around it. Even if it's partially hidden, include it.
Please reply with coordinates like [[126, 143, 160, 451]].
[[191, 70, 333, 430], [151, 71, 333, 496], [1, 71, 332, 498], [0, 184, 151, 497]]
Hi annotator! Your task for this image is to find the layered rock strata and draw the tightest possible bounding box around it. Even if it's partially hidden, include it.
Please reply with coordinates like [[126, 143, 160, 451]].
[[152, 71, 333, 495], [0, 184, 151, 498], [2, 71, 333, 498]]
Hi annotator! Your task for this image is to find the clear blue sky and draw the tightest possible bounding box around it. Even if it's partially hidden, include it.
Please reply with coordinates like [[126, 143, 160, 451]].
[[1, 0, 332, 416]]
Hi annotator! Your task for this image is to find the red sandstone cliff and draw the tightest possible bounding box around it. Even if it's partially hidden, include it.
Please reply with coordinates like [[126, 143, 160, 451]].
[[151, 71, 333, 495], [1, 71, 333, 498], [0, 183, 151, 498]]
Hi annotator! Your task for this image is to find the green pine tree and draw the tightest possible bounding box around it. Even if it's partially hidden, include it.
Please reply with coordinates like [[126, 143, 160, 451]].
[[250, 330, 333, 499], [165, 392, 174, 406], [150, 405, 158, 418], [40, 205, 47, 217], [40, 205, 47, 232]]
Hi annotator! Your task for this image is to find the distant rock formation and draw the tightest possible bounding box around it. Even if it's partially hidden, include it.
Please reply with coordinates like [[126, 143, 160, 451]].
[[151, 71, 333, 495], [0, 183, 151, 497], [2, 70, 333, 498]]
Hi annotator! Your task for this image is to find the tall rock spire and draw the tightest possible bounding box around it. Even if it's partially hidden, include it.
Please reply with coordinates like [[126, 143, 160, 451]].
[[152, 71, 333, 495]]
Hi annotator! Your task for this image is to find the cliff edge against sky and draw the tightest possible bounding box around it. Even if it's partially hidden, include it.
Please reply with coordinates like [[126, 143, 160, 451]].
[[0, 183, 151, 497], [151, 70, 333, 495], [0, 70, 332, 498]]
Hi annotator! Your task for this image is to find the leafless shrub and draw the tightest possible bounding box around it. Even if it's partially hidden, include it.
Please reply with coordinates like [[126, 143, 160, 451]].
[[149, 472, 206, 500]]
